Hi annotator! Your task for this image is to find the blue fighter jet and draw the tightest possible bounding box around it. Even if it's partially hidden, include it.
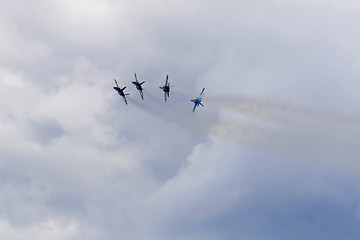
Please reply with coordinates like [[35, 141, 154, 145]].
[[132, 73, 145, 99], [159, 75, 172, 102], [113, 79, 129, 105], [191, 88, 205, 112]]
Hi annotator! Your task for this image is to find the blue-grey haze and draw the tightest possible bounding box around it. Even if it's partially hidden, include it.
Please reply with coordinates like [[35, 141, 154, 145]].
[[0, 0, 360, 239]]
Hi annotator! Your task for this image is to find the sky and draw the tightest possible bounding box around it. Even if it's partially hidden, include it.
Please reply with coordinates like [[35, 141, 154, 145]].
[[1, 0, 360, 239]]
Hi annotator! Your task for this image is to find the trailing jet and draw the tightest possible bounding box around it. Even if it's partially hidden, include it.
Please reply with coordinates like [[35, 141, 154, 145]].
[[113, 79, 129, 105], [191, 88, 205, 112], [132, 73, 145, 99], [159, 75, 172, 102]]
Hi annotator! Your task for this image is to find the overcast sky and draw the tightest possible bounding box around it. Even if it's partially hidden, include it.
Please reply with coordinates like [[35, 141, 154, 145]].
[[1, 0, 360, 239]]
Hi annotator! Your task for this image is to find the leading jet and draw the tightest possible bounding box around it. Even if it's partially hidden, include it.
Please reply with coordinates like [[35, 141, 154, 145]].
[[159, 75, 172, 102], [191, 88, 205, 112], [113, 79, 129, 105], [132, 73, 145, 99]]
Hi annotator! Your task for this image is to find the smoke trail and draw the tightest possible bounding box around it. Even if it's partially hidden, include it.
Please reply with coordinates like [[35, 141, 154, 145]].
[[172, 88, 195, 99], [147, 90, 217, 119], [146, 91, 165, 105], [206, 95, 360, 126], [131, 89, 360, 163], [127, 95, 215, 135], [206, 95, 360, 162]]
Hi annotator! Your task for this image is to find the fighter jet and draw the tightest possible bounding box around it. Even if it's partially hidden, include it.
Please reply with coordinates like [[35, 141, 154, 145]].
[[113, 79, 129, 105], [191, 88, 205, 112], [132, 73, 145, 99], [159, 75, 172, 102]]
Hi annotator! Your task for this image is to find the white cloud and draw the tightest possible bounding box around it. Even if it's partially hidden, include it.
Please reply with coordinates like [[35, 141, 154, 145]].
[[0, 219, 78, 240], [1, 0, 360, 239]]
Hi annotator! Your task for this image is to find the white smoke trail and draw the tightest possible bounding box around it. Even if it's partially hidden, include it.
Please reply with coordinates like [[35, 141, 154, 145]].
[[127, 94, 215, 135], [131, 89, 360, 164], [206, 95, 360, 163], [206, 95, 360, 126], [172, 88, 194, 99]]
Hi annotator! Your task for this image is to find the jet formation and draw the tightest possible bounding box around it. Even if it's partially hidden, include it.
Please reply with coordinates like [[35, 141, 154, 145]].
[[113, 73, 205, 112]]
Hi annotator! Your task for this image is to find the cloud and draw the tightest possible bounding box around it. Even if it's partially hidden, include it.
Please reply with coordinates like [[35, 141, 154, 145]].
[[1, 0, 360, 239], [0, 219, 78, 240]]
